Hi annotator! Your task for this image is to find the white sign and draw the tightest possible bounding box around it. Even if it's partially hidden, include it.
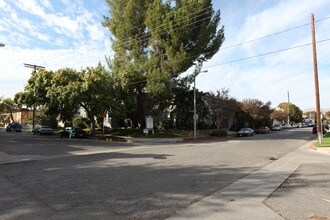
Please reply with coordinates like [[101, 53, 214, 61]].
[[146, 116, 153, 130]]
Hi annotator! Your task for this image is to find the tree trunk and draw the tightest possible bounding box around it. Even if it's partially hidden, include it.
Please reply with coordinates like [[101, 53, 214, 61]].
[[136, 85, 145, 128], [89, 116, 96, 136], [9, 110, 15, 123]]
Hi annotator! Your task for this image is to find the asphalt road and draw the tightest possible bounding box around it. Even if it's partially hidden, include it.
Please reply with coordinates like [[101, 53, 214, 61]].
[[0, 128, 317, 219]]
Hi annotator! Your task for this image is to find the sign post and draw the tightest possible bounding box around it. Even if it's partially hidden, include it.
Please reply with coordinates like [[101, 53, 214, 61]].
[[145, 116, 154, 135]]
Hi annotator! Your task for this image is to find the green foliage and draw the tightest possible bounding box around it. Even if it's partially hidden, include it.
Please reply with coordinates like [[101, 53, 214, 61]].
[[170, 76, 210, 130], [38, 115, 58, 128], [155, 121, 165, 131], [73, 118, 89, 129], [278, 102, 303, 122], [206, 88, 240, 129], [103, 0, 225, 127], [240, 98, 272, 128], [271, 109, 288, 122], [209, 129, 227, 137], [16, 64, 120, 135], [0, 97, 20, 123]]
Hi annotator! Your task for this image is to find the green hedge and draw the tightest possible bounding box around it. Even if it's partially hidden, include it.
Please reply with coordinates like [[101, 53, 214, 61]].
[[209, 129, 228, 137]]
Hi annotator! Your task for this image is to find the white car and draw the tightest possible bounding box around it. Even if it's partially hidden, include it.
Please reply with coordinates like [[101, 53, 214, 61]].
[[282, 124, 292, 129], [271, 124, 283, 131], [237, 127, 255, 137]]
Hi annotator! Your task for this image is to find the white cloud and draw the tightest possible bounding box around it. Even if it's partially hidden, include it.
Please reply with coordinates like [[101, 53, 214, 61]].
[[87, 24, 105, 41], [14, 0, 46, 17], [39, 0, 53, 10]]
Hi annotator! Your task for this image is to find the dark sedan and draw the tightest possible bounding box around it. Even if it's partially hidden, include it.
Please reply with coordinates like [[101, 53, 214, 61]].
[[59, 127, 87, 138], [6, 123, 22, 132]]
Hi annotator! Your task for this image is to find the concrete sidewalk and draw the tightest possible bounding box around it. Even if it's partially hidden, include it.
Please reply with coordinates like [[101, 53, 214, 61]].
[[167, 141, 329, 220]]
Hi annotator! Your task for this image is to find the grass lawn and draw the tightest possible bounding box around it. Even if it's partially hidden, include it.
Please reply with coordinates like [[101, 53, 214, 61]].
[[314, 132, 330, 147]]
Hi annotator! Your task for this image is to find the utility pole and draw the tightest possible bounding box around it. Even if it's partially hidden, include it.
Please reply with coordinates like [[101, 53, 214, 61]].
[[24, 63, 45, 129], [311, 13, 322, 143], [287, 91, 290, 124]]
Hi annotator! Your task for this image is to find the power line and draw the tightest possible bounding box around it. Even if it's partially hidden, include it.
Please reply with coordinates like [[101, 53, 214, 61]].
[[119, 6, 212, 41], [220, 23, 310, 50], [159, 16, 330, 64], [109, 11, 330, 55], [113, 7, 213, 49], [221, 16, 330, 50], [128, 38, 330, 85], [112, 15, 330, 67], [206, 38, 330, 69]]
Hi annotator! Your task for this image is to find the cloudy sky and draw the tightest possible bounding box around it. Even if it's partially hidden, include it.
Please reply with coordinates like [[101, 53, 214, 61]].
[[0, 0, 329, 110]]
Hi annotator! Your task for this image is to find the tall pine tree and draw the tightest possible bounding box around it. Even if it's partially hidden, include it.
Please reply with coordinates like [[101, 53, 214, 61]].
[[103, 0, 224, 127]]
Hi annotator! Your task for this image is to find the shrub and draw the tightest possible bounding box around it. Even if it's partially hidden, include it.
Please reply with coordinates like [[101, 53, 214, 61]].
[[73, 118, 89, 129], [209, 129, 227, 137]]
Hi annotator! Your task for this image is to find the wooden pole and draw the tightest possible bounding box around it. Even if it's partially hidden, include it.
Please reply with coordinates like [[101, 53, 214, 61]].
[[311, 13, 322, 143]]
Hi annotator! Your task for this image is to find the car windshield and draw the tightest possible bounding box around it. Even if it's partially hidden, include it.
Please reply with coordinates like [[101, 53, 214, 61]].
[[241, 128, 249, 131]]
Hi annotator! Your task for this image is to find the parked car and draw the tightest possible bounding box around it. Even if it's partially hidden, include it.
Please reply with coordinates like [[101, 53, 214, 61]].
[[237, 127, 255, 137], [59, 127, 87, 138], [255, 126, 270, 134], [32, 126, 54, 135], [271, 124, 283, 131], [291, 124, 298, 128], [282, 124, 292, 129], [312, 124, 327, 134], [6, 123, 22, 132]]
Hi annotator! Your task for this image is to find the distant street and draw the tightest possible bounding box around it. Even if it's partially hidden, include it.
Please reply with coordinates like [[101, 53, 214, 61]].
[[0, 128, 316, 219]]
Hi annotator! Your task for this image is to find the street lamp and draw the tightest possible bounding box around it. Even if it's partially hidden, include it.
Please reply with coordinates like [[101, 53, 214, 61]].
[[0, 43, 5, 47], [193, 70, 208, 139]]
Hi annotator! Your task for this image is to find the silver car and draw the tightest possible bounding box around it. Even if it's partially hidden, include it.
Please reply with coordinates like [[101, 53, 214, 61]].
[[33, 126, 54, 135], [271, 124, 283, 131], [237, 127, 255, 137]]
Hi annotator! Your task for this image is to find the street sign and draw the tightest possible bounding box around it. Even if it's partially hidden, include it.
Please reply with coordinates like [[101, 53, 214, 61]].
[[146, 116, 153, 130]]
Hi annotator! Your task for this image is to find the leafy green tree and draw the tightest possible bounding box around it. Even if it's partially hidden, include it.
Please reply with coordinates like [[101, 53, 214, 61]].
[[278, 102, 303, 123], [17, 65, 119, 135], [241, 99, 272, 128], [15, 69, 79, 123], [324, 111, 330, 123], [103, 0, 225, 127], [271, 109, 288, 123], [206, 88, 239, 129], [0, 97, 20, 123]]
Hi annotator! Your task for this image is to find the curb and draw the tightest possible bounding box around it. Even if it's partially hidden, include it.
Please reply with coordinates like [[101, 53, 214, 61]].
[[310, 144, 318, 151], [309, 144, 330, 155], [86, 137, 129, 143], [177, 136, 227, 143], [105, 138, 129, 143]]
